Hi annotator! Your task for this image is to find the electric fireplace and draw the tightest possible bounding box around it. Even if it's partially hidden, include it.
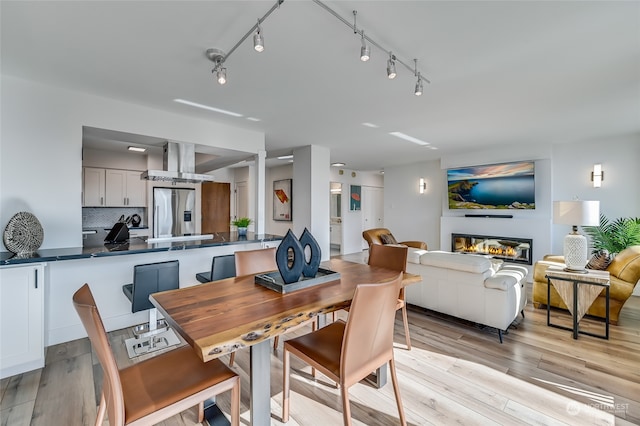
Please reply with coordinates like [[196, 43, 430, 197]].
[[451, 233, 532, 265]]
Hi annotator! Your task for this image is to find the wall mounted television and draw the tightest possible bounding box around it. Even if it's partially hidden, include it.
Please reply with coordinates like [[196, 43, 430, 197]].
[[447, 160, 535, 210]]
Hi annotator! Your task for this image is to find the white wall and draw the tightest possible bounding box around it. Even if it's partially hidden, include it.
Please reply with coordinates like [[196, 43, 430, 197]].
[[0, 75, 265, 251], [266, 164, 294, 237]]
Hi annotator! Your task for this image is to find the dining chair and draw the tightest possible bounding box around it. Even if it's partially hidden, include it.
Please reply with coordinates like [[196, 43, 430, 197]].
[[228, 246, 279, 367], [367, 244, 412, 350], [73, 284, 240, 426], [282, 273, 407, 426]]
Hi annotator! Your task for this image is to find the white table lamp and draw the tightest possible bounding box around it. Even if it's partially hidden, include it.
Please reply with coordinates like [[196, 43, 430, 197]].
[[553, 200, 600, 272]]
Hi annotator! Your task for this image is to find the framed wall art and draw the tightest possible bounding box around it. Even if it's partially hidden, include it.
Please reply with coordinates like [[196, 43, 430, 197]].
[[273, 179, 292, 221], [350, 185, 361, 211]]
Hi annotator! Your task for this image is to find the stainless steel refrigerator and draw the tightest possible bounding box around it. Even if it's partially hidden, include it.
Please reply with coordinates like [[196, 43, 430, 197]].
[[153, 187, 195, 238]]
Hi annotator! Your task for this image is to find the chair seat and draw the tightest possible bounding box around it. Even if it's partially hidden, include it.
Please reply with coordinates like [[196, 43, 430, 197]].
[[195, 271, 211, 283], [120, 346, 237, 424], [284, 320, 345, 381]]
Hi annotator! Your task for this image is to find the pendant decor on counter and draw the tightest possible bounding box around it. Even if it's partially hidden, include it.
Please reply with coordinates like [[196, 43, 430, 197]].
[[3, 211, 44, 256], [299, 228, 321, 278]]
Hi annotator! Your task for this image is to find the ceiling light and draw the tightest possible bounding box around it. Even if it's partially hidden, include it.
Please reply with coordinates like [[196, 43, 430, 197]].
[[389, 131, 429, 146], [173, 98, 243, 117], [216, 67, 227, 85], [253, 19, 264, 52], [360, 31, 370, 62], [413, 59, 423, 96], [387, 53, 396, 79], [362, 122, 379, 128], [332, 162, 346, 167], [246, 117, 261, 122], [128, 146, 146, 152], [277, 155, 294, 160]]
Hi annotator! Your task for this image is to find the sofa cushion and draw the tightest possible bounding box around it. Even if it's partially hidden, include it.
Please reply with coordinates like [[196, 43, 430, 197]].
[[419, 251, 492, 274], [607, 245, 640, 283], [484, 273, 517, 291], [407, 248, 428, 264], [379, 233, 398, 245], [586, 250, 612, 270]]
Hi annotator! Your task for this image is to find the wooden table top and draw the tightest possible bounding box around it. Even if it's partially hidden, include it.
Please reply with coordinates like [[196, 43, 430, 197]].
[[150, 259, 421, 363]]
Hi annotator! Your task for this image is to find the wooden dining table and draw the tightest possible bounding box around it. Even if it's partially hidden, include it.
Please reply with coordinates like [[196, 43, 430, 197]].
[[150, 258, 421, 426]]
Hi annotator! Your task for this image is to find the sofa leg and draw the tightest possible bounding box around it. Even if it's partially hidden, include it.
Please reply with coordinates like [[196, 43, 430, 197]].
[[532, 302, 545, 309], [498, 329, 503, 344], [521, 310, 525, 319]]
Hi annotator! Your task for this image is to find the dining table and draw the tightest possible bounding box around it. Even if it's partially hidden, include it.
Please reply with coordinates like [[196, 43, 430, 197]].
[[150, 258, 421, 426]]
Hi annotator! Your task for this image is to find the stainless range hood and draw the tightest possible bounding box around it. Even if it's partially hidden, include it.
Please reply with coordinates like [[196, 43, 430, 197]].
[[141, 142, 216, 183]]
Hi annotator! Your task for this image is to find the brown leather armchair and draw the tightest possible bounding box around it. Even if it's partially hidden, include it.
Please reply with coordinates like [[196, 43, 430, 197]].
[[532, 245, 640, 325], [362, 228, 427, 250]]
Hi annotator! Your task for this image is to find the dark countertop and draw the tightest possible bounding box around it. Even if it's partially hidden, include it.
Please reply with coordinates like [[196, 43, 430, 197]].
[[0, 232, 283, 266]]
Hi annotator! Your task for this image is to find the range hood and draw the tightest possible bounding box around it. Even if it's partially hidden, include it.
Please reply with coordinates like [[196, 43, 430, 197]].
[[141, 142, 216, 183]]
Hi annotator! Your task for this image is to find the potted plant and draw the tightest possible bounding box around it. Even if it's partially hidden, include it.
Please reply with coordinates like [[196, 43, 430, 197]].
[[583, 214, 640, 255], [231, 217, 253, 236]]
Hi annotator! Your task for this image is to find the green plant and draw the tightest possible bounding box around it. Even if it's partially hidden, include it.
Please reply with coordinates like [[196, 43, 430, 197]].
[[583, 214, 640, 255], [231, 217, 253, 228]]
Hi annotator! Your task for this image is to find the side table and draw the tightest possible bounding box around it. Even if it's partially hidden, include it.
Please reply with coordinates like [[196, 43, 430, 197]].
[[545, 266, 610, 340]]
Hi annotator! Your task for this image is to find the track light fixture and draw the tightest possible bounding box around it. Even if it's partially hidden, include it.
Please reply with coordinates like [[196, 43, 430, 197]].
[[253, 19, 264, 52], [387, 52, 397, 79], [205, 0, 430, 96]]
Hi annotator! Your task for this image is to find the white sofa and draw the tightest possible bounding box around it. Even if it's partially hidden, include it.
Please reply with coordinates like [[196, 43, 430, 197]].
[[404, 250, 527, 342]]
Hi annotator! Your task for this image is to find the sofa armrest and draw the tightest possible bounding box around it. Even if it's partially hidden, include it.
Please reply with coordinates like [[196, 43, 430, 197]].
[[400, 241, 428, 250], [533, 259, 565, 282]]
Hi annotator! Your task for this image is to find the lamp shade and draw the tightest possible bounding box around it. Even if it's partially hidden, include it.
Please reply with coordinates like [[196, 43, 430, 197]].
[[553, 200, 600, 226]]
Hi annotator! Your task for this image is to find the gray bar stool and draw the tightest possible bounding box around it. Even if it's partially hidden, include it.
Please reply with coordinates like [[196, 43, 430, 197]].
[[195, 254, 236, 283], [122, 260, 179, 337]]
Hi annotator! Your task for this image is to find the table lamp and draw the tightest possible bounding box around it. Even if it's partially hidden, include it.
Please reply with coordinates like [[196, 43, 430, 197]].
[[553, 200, 600, 272]]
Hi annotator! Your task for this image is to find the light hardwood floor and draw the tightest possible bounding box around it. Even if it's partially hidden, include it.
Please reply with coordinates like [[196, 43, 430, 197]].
[[1, 256, 639, 425]]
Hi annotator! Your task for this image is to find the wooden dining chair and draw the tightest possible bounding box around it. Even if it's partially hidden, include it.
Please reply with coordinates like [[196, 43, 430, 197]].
[[282, 273, 407, 426], [367, 244, 412, 350], [228, 247, 279, 367], [73, 284, 240, 426]]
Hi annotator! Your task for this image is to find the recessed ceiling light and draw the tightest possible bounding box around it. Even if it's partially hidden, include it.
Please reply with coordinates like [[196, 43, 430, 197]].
[[246, 117, 261, 122], [128, 146, 146, 152], [173, 98, 243, 118], [331, 162, 346, 167], [362, 122, 379, 128], [426, 146, 438, 150], [277, 155, 294, 160], [389, 131, 429, 146]]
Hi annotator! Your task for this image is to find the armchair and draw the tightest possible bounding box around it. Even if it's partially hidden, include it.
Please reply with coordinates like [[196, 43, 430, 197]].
[[532, 245, 640, 325], [362, 228, 427, 250]]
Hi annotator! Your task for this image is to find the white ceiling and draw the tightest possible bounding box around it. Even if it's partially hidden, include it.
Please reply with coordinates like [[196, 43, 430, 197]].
[[2, 1, 639, 171]]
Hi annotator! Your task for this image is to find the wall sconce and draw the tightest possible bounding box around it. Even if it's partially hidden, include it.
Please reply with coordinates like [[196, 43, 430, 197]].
[[591, 164, 604, 188], [419, 177, 427, 194]]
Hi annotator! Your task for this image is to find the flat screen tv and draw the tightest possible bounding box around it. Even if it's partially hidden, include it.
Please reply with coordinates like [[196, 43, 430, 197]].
[[447, 160, 535, 210]]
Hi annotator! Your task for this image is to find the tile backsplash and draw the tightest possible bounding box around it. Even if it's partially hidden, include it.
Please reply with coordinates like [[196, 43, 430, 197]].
[[82, 207, 146, 228]]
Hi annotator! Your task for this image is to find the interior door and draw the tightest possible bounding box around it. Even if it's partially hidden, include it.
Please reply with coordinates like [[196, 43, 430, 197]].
[[362, 186, 384, 249], [235, 181, 249, 220], [201, 182, 231, 233]]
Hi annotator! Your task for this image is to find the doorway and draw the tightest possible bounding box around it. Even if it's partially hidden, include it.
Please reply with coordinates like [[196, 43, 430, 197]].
[[330, 182, 342, 256]]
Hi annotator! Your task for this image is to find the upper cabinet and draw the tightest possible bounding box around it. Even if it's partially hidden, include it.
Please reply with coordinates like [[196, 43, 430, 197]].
[[84, 167, 146, 207]]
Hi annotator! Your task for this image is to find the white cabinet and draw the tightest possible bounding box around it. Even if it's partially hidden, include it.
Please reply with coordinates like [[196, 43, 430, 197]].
[[330, 223, 342, 245], [84, 168, 146, 207], [83, 167, 106, 206], [0, 263, 45, 379]]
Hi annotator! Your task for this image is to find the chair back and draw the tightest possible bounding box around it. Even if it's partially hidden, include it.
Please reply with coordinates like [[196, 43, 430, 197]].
[[234, 247, 277, 276], [73, 284, 125, 426], [211, 254, 237, 281], [362, 228, 393, 246], [368, 243, 408, 273], [340, 273, 403, 386], [131, 260, 179, 312]]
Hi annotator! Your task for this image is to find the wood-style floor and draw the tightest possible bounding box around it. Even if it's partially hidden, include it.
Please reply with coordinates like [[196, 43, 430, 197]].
[[2, 255, 639, 425]]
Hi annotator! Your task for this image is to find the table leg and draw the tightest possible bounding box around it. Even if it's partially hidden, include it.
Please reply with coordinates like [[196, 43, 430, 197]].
[[573, 281, 579, 340], [250, 340, 271, 426], [204, 397, 230, 426]]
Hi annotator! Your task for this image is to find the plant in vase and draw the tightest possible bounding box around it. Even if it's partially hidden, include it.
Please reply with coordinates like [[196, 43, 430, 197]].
[[583, 214, 640, 255], [231, 217, 253, 236]]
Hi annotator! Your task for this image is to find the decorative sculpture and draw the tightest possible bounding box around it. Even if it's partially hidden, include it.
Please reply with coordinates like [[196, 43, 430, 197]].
[[276, 228, 323, 284], [3, 212, 44, 255]]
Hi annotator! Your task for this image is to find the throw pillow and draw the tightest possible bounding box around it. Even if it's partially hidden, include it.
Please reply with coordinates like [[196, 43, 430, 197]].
[[379, 233, 398, 245], [586, 250, 612, 270]]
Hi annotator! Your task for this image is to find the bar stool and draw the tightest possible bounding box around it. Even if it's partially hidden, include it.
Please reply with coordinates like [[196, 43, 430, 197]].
[[195, 254, 236, 283], [122, 260, 179, 338]]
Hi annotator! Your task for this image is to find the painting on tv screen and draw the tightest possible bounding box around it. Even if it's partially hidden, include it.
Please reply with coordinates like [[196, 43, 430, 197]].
[[447, 161, 535, 210]]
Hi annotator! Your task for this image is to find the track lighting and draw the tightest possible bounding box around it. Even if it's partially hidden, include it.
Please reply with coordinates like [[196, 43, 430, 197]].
[[360, 31, 370, 62], [205, 0, 431, 97], [253, 19, 264, 52], [387, 52, 397, 79]]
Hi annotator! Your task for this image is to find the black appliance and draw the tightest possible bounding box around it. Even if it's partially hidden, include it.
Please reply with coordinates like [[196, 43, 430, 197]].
[[105, 222, 129, 243]]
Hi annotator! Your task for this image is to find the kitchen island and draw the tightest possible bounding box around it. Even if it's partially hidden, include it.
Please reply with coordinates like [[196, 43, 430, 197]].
[[0, 232, 282, 378]]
